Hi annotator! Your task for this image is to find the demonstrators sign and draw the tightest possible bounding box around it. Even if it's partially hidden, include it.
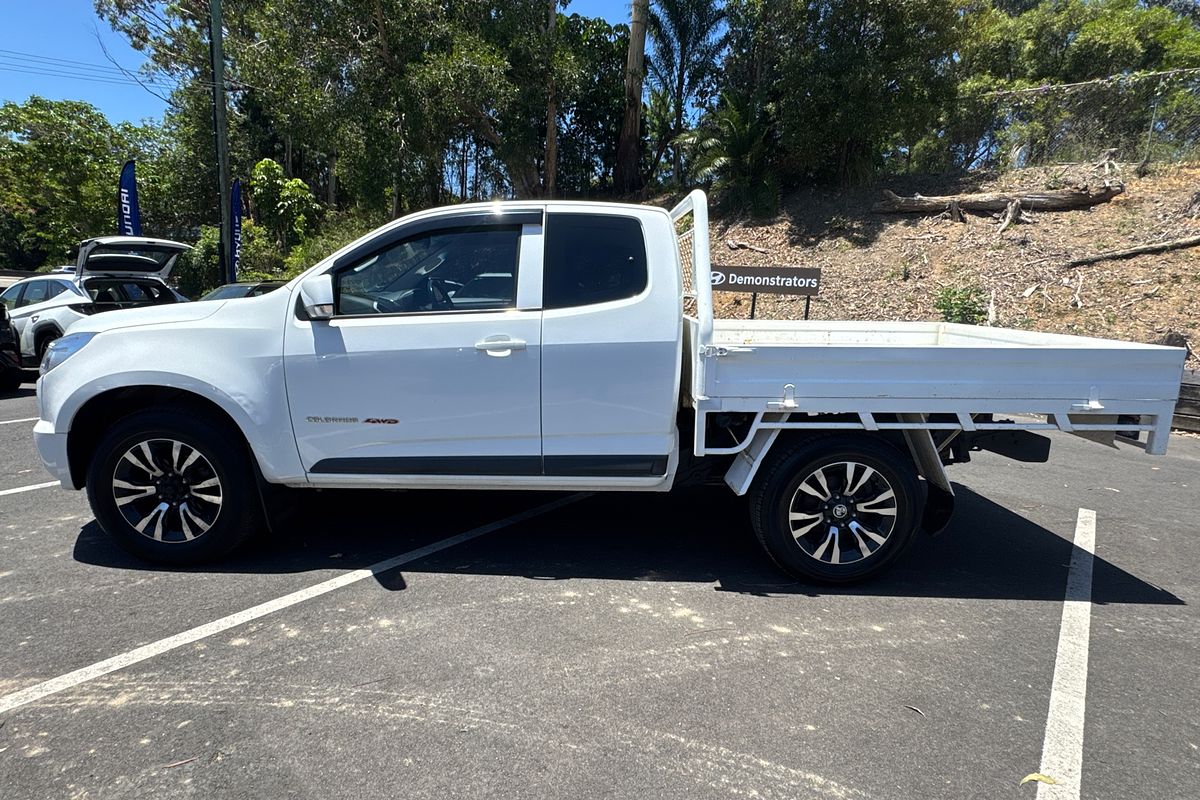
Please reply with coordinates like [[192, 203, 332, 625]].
[[710, 265, 821, 296]]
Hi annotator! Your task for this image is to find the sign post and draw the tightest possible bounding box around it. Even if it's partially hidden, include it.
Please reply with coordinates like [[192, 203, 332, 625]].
[[709, 265, 821, 320]]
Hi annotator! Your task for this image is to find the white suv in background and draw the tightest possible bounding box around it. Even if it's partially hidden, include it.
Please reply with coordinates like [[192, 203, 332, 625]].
[[0, 236, 191, 366]]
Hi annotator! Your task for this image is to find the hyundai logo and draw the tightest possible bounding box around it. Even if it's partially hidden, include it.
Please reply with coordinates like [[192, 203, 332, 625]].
[[710, 271, 727, 286]]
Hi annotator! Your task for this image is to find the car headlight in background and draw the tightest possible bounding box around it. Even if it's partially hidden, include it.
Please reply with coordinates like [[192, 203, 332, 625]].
[[40, 332, 96, 376]]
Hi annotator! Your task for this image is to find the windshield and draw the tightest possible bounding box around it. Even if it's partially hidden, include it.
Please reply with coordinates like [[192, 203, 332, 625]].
[[201, 284, 254, 301]]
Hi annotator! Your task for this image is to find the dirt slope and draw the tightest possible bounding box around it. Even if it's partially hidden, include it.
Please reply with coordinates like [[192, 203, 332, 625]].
[[707, 164, 1199, 369]]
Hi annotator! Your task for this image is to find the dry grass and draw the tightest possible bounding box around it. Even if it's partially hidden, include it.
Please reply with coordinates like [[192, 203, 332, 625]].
[[703, 163, 1199, 368]]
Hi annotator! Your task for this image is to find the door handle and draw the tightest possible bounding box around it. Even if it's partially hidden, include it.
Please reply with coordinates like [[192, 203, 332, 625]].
[[475, 336, 526, 356]]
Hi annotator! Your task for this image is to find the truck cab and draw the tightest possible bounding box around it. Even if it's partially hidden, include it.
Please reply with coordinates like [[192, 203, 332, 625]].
[[284, 203, 683, 489]]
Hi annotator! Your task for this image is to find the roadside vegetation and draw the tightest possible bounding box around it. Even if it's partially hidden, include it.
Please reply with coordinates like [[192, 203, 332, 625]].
[[0, 0, 1198, 308]]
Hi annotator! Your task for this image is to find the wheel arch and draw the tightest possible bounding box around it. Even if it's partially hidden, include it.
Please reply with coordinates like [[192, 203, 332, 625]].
[[66, 385, 257, 490], [731, 426, 955, 535], [33, 320, 64, 350]]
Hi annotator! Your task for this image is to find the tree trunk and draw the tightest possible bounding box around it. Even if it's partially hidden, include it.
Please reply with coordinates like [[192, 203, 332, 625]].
[[327, 151, 337, 207], [673, 61, 686, 187], [459, 137, 468, 200], [613, 0, 648, 195], [472, 140, 480, 199], [872, 184, 1124, 214], [543, 0, 558, 198], [545, 95, 558, 197]]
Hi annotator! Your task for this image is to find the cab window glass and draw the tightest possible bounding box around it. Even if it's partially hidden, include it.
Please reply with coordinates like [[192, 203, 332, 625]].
[[18, 281, 48, 307], [335, 225, 520, 316], [45, 282, 67, 299], [543, 214, 647, 309]]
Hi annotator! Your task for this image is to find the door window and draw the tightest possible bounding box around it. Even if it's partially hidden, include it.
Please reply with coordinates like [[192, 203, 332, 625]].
[[17, 281, 48, 308], [543, 214, 647, 309], [0, 284, 21, 310], [334, 225, 520, 316]]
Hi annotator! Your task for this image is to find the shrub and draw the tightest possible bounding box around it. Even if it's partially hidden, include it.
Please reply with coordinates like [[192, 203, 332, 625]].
[[934, 285, 987, 325], [172, 221, 283, 298]]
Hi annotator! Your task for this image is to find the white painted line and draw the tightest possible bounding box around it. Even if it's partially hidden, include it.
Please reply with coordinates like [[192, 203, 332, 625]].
[[1036, 507, 1096, 800], [0, 493, 582, 716], [0, 480, 60, 497], [0, 416, 38, 426]]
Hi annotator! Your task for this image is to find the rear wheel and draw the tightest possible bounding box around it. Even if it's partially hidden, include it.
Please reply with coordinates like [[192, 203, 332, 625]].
[[749, 435, 920, 585], [86, 409, 262, 564], [35, 330, 60, 363]]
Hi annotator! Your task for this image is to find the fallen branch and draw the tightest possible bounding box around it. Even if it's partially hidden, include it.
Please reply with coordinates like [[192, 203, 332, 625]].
[[1063, 234, 1200, 268], [725, 239, 768, 254], [872, 184, 1124, 215]]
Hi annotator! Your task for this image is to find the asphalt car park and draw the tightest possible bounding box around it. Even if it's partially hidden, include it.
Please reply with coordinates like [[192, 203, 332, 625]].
[[1, 387, 1198, 800]]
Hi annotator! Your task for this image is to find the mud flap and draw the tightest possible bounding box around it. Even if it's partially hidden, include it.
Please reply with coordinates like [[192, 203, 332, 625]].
[[898, 416, 956, 538], [921, 483, 956, 536]]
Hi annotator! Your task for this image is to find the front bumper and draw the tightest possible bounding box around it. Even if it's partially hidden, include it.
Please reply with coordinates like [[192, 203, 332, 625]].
[[33, 419, 75, 489]]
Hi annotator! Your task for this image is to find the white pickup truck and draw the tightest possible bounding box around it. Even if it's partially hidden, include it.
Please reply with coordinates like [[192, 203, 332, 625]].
[[34, 191, 1186, 583]]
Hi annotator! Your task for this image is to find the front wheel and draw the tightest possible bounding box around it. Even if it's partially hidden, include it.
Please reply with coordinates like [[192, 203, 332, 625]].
[[749, 435, 921, 585], [86, 409, 263, 564]]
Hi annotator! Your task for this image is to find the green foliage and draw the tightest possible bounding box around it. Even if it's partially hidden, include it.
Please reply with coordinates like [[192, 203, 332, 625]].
[[934, 285, 988, 325], [174, 221, 283, 299], [250, 159, 320, 248], [7, 0, 1194, 277], [282, 213, 384, 277], [647, 0, 728, 185], [677, 91, 778, 216], [0, 97, 167, 269], [173, 226, 223, 300]]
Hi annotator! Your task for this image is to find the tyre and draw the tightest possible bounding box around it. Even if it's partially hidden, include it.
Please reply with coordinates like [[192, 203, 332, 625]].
[[86, 408, 263, 564], [35, 330, 60, 363], [749, 435, 921, 585]]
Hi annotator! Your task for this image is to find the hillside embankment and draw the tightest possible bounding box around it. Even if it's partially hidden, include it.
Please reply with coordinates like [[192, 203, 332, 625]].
[[705, 164, 1199, 370]]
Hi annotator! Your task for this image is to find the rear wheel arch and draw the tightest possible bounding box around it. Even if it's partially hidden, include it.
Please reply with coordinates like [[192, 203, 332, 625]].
[[748, 432, 924, 584]]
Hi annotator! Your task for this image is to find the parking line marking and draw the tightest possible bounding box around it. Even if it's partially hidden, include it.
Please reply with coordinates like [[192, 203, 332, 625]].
[[1036, 507, 1096, 800], [0, 493, 584, 716], [0, 417, 38, 426], [0, 480, 60, 497]]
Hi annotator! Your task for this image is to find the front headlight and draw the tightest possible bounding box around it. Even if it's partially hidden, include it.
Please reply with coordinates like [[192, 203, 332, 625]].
[[40, 332, 96, 376]]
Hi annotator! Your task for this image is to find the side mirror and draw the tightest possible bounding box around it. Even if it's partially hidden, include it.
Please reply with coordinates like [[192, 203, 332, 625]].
[[299, 274, 335, 320]]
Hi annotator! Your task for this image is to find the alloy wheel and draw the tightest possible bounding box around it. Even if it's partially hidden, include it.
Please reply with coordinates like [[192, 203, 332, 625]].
[[111, 438, 223, 543], [787, 460, 899, 565]]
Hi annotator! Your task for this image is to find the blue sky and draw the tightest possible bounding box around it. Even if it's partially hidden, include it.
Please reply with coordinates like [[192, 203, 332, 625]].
[[0, 0, 170, 123], [0, 0, 631, 125]]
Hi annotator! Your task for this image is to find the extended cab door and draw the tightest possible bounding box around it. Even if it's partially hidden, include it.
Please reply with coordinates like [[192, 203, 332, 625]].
[[539, 208, 682, 477], [283, 211, 545, 477]]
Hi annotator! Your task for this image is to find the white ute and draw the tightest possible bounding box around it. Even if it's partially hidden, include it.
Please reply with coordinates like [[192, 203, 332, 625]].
[[33, 192, 1186, 583]]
